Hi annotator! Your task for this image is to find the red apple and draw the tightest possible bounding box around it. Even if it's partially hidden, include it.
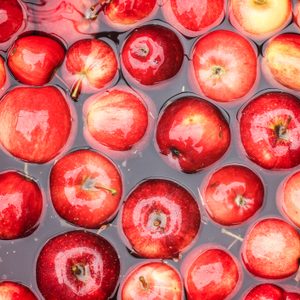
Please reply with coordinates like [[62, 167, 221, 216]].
[[62, 39, 118, 100], [278, 171, 300, 228], [50, 149, 122, 229], [242, 218, 300, 279], [202, 164, 264, 226], [7, 35, 65, 86], [239, 92, 300, 169], [284, 292, 300, 300], [0, 86, 74, 163], [0, 56, 6, 90], [121, 179, 200, 259], [0, 281, 37, 300], [192, 30, 258, 102], [263, 33, 300, 91], [36, 230, 120, 300], [182, 246, 241, 300], [162, 0, 224, 37], [0, 0, 25, 45], [83, 87, 148, 152], [121, 24, 184, 86], [121, 261, 183, 300], [229, 0, 292, 39], [295, 2, 300, 28], [155, 96, 230, 173], [244, 284, 285, 300], [0, 171, 43, 240]]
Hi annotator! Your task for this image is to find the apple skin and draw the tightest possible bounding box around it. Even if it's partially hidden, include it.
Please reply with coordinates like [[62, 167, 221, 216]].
[[242, 218, 300, 279], [7, 35, 65, 86], [0, 281, 38, 300], [0, 56, 7, 90], [121, 179, 201, 259], [121, 261, 183, 300], [229, 0, 292, 39], [83, 87, 148, 151], [202, 165, 264, 226], [36, 231, 120, 300], [295, 2, 300, 29], [244, 284, 284, 300], [121, 24, 184, 86], [0, 171, 43, 240], [182, 246, 241, 300], [0, 86, 74, 163], [284, 292, 300, 300], [155, 96, 230, 173], [50, 149, 123, 229], [162, 0, 224, 37], [239, 92, 300, 169], [192, 30, 258, 102], [263, 33, 300, 91]]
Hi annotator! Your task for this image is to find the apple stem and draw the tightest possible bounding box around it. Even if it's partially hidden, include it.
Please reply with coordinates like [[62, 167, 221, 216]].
[[153, 219, 162, 227], [94, 184, 118, 196], [86, 0, 111, 20], [71, 77, 83, 101], [254, 0, 266, 4], [221, 228, 243, 242], [139, 276, 148, 290], [72, 264, 85, 276]]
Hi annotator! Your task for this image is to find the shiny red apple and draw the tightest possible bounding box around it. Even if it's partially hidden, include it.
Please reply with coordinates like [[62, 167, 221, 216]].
[[244, 284, 285, 300], [121, 261, 183, 300], [7, 35, 65, 86], [0, 281, 37, 300], [192, 30, 258, 102], [0, 56, 7, 91], [121, 179, 201, 258], [202, 164, 264, 226], [240, 92, 300, 169], [50, 149, 122, 229], [285, 292, 300, 300], [229, 0, 292, 39], [121, 24, 184, 86], [182, 246, 241, 300], [62, 38, 118, 100], [36, 231, 120, 300], [162, 0, 224, 37], [155, 96, 230, 173], [0, 86, 74, 163], [242, 218, 300, 279], [295, 1, 300, 28]]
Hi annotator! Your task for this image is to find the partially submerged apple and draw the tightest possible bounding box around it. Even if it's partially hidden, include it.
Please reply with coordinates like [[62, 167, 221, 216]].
[[0, 281, 37, 300]]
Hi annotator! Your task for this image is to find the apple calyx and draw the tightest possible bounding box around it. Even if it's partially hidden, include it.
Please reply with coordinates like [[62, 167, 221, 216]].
[[211, 66, 225, 78], [273, 116, 291, 142], [149, 211, 166, 231], [170, 147, 180, 157], [139, 276, 149, 290], [253, 0, 267, 5], [234, 195, 247, 207], [85, 0, 112, 20], [82, 177, 117, 196], [71, 76, 84, 101], [71, 263, 90, 283]]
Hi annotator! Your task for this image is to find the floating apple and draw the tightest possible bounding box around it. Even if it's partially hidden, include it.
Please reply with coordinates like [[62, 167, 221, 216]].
[[62, 38, 118, 101], [121, 24, 184, 86], [244, 284, 285, 300], [8, 35, 65, 86], [121, 262, 183, 300], [50, 149, 122, 229], [285, 292, 300, 300], [36, 231, 120, 300], [155, 96, 230, 173], [192, 30, 258, 102], [239, 92, 300, 169], [242, 218, 300, 279], [263, 33, 300, 91], [182, 246, 241, 300], [229, 0, 292, 39], [0, 281, 37, 300], [162, 0, 224, 37], [121, 179, 200, 258], [0, 86, 74, 163], [83, 87, 149, 152], [202, 164, 264, 226]]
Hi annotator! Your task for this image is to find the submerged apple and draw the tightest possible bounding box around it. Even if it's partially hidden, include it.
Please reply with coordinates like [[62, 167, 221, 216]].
[[121, 179, 201, 258], [0, 281, 37, 300], [244, 284, 284, 300], [8, 35, 65, 86]]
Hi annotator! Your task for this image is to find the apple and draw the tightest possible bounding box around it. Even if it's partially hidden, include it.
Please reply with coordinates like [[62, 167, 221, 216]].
[[0, 281, 37, 300], [50, 149, 122, 229], [278, 171, 300, 228], [121, 261, 183, 300], [192, 30, 258, 102], [295, 2, 300, 28], [162, 0, 224, 37], [155, 96, 230, 173], [239, 92, 300, 169], [242, 218, 300, 279], [62, 38, 118, 101], [202, 164, 264, 226], [263, 33, 300, 91], [284, 292, 300, 300], [83, 87, 148, 152], [0, 86, 74, 163], [0, 56, 7, 90], [121, 24, 184, 86], [229, 0, 292, 39], [36, 230, 120, 300], [120, 178, 201, 258], [244, 284, 284, 300], [182, 245, 241, 300], [7, 35, 65, 86]]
